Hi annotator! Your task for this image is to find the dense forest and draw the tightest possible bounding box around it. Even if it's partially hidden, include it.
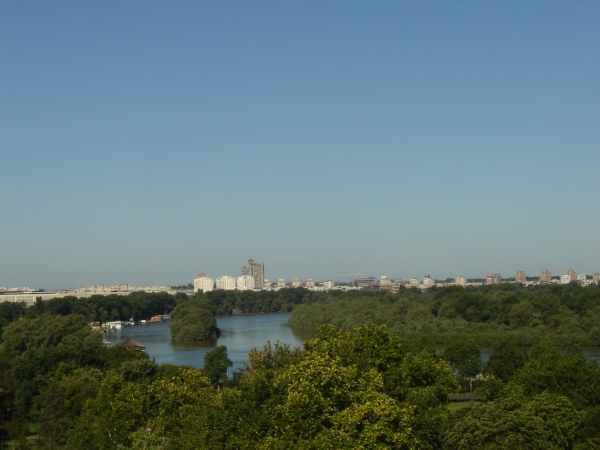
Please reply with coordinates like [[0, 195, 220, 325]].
[[289, 284, 600, 345], [0, 310, 599, 448], [0, 284, 599, 447]]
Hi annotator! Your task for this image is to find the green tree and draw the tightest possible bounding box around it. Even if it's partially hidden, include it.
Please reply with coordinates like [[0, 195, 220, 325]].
[[444, 392, 582, 449], [203, 345, 232, 386], [66, 371, 150, 450], [441, 339, 482, 391], [485, 339, 527, 382]]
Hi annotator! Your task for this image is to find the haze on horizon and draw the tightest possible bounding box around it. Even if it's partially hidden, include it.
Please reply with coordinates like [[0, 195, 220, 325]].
[[1, 2, 598, 290]]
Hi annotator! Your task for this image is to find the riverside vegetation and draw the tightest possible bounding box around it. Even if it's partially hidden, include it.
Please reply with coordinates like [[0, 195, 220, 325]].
[[169, 297, 219, 341], [289, 283, 600, 346], [0, 285, 598, 448]]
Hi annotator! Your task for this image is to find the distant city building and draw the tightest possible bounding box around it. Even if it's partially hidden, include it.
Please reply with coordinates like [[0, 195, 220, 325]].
[[454, 276, 467, 286], [87, 284, 106, 291], [515, 271, 527, 283], [216, 275, 237, 290], [323, 280, 335, 290], [409, 278, 420, 286], [577, 273, 587, 282], [390, 281, 403, 293], [242, 257, 265, 290], [566, 268, 577, 282], [277, 278, 287, 288], [380, 276, 393, 291], [593, 274, 600, 284], [486, 274, 501, 285], [352, 275, 376, 288], [305, 278, 315, 288], [560, 274, 572, 285], [540, 269, 552, 283], [422, 275, 436, 287], [237, 275, 255, 290], [291, 278, 302, 288], [110, 284, 130, 290], [194, 273, 214, 293]]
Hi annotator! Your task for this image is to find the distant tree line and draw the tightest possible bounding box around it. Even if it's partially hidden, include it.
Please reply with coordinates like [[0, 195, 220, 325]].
[[289, 283, 600, 346]]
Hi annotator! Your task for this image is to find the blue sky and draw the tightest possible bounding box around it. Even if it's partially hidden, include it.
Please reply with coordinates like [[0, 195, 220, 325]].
[[1, 1, 598, 289]]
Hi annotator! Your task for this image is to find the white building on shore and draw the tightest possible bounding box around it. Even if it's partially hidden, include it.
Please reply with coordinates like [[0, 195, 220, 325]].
[[194, 274, 214, 293], [237, 275, 255, 291], [216, 275, 237, 290]]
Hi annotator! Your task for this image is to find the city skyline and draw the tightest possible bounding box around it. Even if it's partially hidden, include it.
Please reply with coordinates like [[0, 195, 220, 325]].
[[1, 2, 599, 289], [3, 261, 598, 292]]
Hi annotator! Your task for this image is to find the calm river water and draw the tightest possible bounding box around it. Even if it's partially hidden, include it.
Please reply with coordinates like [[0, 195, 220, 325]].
[[108, 312, 313, 369]]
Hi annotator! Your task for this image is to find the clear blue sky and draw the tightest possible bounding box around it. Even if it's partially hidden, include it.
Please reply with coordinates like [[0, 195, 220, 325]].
[[1, 1, 598, 289]]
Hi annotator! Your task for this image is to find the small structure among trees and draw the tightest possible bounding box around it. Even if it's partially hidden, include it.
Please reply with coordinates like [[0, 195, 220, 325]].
[[114, 337, 146, 352]]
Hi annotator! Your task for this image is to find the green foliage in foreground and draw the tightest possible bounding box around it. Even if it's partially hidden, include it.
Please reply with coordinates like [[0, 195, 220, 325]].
[[289, 283, 600, 345], [68, 324, 459, 449], [169, 298, 219, 341], [1, 309, 600, 449]]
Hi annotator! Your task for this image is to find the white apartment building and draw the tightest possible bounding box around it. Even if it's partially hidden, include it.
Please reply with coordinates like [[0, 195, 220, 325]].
[[110, 284, 130, 290], [577, 273, 587, 281], [454, 276, 467, 286], [87, 284, 106, 291], [291, 278, 302, 288], [409, 278, 420, 286], [560, 274, 572, 284], [422, 275, 436, 287], [237, 275, 255, 291], [194, 274, 214, 293], [277, 278, 287, 288], [216, 275, 237, 290], [323, 280, 335, 290]]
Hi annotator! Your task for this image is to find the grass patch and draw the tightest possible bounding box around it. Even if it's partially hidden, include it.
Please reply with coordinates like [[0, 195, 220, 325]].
[[447, 400, 477, 412]]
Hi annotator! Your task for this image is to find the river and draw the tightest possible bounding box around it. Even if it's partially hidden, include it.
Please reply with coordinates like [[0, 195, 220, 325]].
[[108, 312, 313, 370], [107, 312, 600, 369]]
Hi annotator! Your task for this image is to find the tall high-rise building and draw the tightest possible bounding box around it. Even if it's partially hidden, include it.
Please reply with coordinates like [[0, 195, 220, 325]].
[[515, 271, 527, 283], [216, 275, 237, 290], [567, 268, 577, 282], [242, 257, 264, 290], [540, 269, 551, 283], [194, 273, 214, 293], [593, 274, 600, 284], [291, 278, 302, 288]]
